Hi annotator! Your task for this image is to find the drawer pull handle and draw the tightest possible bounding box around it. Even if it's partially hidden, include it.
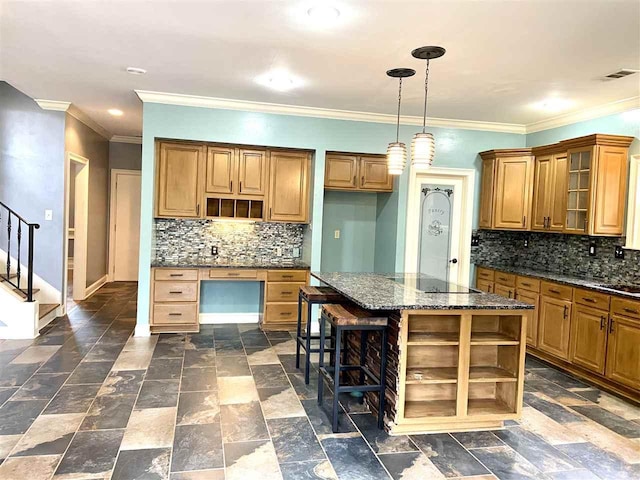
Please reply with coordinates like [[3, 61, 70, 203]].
[[623, 308, 639, 314], [169, 273, 184, 277], [227, 273, 240, 277], [563, 305, 568, 319], [600, 316, 606, 330], [169, 291, 183, 294], [609, 320, 615, 334], [281, 291, 293, 295], [521, 282, 531, 287], [282, 274, 293, 279], [582, 297, 596, 303], [279, 312, 292, 316], [549, 288, 561, 294], [169, 313, 183, 316]]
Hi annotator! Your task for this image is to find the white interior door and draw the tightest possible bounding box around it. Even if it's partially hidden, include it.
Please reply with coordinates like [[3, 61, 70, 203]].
[[111, 171, 141, 281]]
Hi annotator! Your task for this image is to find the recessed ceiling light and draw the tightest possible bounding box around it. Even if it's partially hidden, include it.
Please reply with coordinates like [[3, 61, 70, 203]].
[[126, 67, 147, 75], [108, 109, 124, 116], [307, 4, 340, 22], [255, 69, 301, 92], [532, 98, 573, 112]]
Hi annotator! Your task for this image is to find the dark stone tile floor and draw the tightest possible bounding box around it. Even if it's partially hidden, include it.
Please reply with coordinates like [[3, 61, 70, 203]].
[[0, 281, 639, 479]]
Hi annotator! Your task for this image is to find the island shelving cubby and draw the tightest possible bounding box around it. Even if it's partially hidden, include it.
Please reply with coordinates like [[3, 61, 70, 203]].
[[393, 309, 527, 434]]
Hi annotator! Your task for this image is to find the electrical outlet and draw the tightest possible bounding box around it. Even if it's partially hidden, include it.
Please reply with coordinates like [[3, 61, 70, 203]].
[[471, 235, 480, 247], [615, 245, 625, 259], [589, 240, 597, 257], [334, 230, 340, 239], [276, 247, 283, 256], [292, 247, 300, 258], [45, 209, 53, 221], [211, 246, 218, 256], [523, 238, 529, 248]]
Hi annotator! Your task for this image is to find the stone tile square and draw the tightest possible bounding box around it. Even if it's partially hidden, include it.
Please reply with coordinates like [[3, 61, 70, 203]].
[[98, 370, 145, 396], [224, 440, 281, 480], [11, 413, 84, 457], [258, 385, 305, 419], [112, 447, 171, 480], [0, 455, 61, 480], [66, 360, 113, 384], [44, 384, 101, 414], [218, 376, 259, 405], [147, 357, 183, 380], [177, 391, 220, 425], [54, 429, 124, 479], [251, 364, 289, 388], [171, 423, 224, 472], [80, 393, 137, 430], [183, 349, 216, 368], [267, 416, 325, 463], [181, 367, 217, 392], [9, 346, 60, 364], [216, 356, 251, 376], [220, 401, 269, 442], [121, 407, 177, 450], [136, 380, 180, 409], [0, 399, 48, 435]]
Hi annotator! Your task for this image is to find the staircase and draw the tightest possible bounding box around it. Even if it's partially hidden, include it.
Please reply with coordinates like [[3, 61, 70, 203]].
[[0, 201, 60, 338]]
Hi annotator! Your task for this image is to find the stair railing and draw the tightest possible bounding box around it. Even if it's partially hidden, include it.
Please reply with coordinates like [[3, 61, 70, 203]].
[[0, 201, 40, 302]]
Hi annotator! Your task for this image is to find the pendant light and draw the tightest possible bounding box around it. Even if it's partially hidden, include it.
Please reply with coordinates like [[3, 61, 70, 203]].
[[386, 68, 415, 175], [411, 46, 445, 169]]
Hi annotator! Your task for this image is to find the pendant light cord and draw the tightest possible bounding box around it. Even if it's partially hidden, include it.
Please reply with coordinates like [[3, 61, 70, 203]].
[[396, 77, 403, 142], [422, 59, 430, 133]]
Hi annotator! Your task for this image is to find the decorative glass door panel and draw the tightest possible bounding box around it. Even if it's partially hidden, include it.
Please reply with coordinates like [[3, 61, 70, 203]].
[[566, 149, 591, 232], [418, 184, 454, 282]]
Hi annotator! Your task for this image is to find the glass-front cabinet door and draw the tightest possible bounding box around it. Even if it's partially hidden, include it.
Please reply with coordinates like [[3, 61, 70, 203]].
[[565, 147, 593, 233]]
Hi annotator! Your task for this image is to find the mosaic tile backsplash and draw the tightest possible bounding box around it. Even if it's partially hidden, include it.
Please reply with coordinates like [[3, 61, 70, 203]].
[[153, 219, 305, 265], [471, 229, 640, 285]]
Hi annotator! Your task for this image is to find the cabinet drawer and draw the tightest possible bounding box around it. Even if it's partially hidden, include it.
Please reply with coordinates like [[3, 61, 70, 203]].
[[516, 276, 540, 293], [267, 282, 305, 302], [611, 297, 640, 320], [267, 270, 307, 282], [476, 267, 494, 281], [154, 269, 199, 281], [264, 303, 299, 323], [154, 281, 198, 302], [152, 303, 198, 325], [495, 271, 516, 287], [541, 281, 572, 301], [208, 269, 258, 279], [574, 288, 610, 311]]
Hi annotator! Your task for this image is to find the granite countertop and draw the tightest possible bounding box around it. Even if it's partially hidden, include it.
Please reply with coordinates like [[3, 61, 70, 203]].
[[311, 272, 533, 311], [475, 263, 640, 300], [152, 259, 310, 270]]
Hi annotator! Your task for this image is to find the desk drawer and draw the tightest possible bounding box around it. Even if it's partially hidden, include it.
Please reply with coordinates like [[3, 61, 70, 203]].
[[154, 269, 199, 281], [153, 303, 198, 325], [476, 267, 495, 281], [541, 281, 573, 301], [574, 288, 610, 310], [154, 281, 198, 302], [209, 269, 258, 279], [267, 270, 307, 282], [267, 282, 305, 302], [265, 303, 298, 323], [611, 297, 640, 320], [495, 271, 516, 287], [517, 276, 540, 293]]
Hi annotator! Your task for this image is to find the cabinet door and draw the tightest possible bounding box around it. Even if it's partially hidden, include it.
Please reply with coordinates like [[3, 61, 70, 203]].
[[605, 315, 640, 389], [569, 305, 608, 374], [325, 154, 358, 189], [493, 156, 533, 230], [549, 154, 568, 231], [476, 279, 493, 293], [359, 156, 393, 191], [516, 289, 539, 347], [238, 149, 267, 196], [494, 284, 514, 299], [156, 143, 203, 218], [591, 145, 628, 236], [205, 146, 235, 194], [538, 296, 572, 360], [479, 158, 495, 228], [268, 151, 310, 223], [532, 155, 552, 231], [565, 148, 593, 234]]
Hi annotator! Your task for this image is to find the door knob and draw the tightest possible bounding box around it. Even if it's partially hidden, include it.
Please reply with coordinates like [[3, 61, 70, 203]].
[[449, 258, 458, 264]]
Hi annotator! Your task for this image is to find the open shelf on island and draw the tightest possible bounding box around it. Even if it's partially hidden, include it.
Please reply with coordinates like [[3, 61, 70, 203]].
[[470, 332, 519, 345], [470, 314, 521, 345], [469, 366, 517, 383], [405, 400, 457, 418], [468, 398, 514, 416], [407, 332, 459, 345], [406, 367, 458, 384]]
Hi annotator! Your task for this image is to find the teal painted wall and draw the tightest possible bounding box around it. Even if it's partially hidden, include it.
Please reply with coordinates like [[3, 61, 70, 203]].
[[200, 281, 262, 314], [137, 102, 525, 330]]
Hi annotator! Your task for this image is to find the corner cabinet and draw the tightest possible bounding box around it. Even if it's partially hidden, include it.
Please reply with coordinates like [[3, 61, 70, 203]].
[[156, 142, 204, 218], [478, 149, 534, 230], [267, 150, 311, 223], [325, 153, 393, 192]]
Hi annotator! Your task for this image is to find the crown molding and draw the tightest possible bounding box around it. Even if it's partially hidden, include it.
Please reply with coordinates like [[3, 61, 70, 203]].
[[35, 99, 71, 111], [67, 105, 112, 140], [525, 96, 640, 134], [135, 90, 526, 134], [110, 135, 142, 144]]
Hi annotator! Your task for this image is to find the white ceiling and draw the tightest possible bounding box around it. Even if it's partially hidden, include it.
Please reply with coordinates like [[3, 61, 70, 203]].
[[1, 0, 639, 137]]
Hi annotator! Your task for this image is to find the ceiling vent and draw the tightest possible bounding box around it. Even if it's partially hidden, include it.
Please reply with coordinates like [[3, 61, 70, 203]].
[[603, 69, 638, 80]]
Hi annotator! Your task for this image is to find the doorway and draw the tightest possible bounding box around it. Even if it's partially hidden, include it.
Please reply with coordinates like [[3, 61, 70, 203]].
[[405, 167, 475, 286], [64, 152, 89, 313], [109, 169, 141, 282]]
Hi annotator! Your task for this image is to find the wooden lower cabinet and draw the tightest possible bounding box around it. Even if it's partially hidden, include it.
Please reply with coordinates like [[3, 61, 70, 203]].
[[476, 279, 493, 294], [516, 289, 539, 347], [494, 284, 514, 299], [262, 270, 309, 331], [569, 305, 608, 374], [605, 315, 640, 390], [151, 268, 200, 333], [537, 295, 572, 360]]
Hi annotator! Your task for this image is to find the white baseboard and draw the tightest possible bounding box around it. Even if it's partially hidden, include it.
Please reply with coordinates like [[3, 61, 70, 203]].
[[199, 312, 260, 324], [85, 275, 108, 298], [134, 324, 151, 337]]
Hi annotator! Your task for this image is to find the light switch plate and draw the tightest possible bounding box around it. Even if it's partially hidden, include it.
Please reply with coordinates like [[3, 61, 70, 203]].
[[276, 247, 283, 256], [334, 230, 340, 239], [45, 209, 53, 221], [292, 247, 300, 258]]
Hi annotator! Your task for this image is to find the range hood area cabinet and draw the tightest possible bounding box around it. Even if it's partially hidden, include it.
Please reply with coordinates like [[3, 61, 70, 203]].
[[478, 134, 634, 236], [324, 153, 393, 192], [155, 140, 311, 223], [478, 149, 534, 230]]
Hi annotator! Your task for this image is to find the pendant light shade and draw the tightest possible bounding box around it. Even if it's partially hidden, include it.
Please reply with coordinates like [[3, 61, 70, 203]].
[[386, 68, 415, 175], [410, 46, 445, 170]]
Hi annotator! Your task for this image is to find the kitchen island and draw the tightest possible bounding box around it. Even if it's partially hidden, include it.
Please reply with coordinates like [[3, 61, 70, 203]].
[[312, 272, 534, 435]]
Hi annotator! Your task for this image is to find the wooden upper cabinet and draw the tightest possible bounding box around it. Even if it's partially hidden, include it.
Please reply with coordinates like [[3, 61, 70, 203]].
[[359, 156, 393, 191], [549, 154, 568, 231], [205, 146, 235, 194], [538, 294, 572, 360], [324, 153, 392, 192], [325, 154, 358, 189], [569, 305, 608, 374], [238, 149, 268, 196], [268, 151, 310, 223], [532, 154, 553, 231], [478, 157, 495, 228], [492, 154, 534, 230], [532, 150, 568, 232], [156, 142, 203, 218], [606, 314, 640, 389], [591, 145, 628, 235]]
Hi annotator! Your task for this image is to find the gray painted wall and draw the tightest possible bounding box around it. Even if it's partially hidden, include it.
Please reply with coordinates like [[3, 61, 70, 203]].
[[0, 81, 66, 291], [109, 142, 142, 171], [65, 114, 110, 287]]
